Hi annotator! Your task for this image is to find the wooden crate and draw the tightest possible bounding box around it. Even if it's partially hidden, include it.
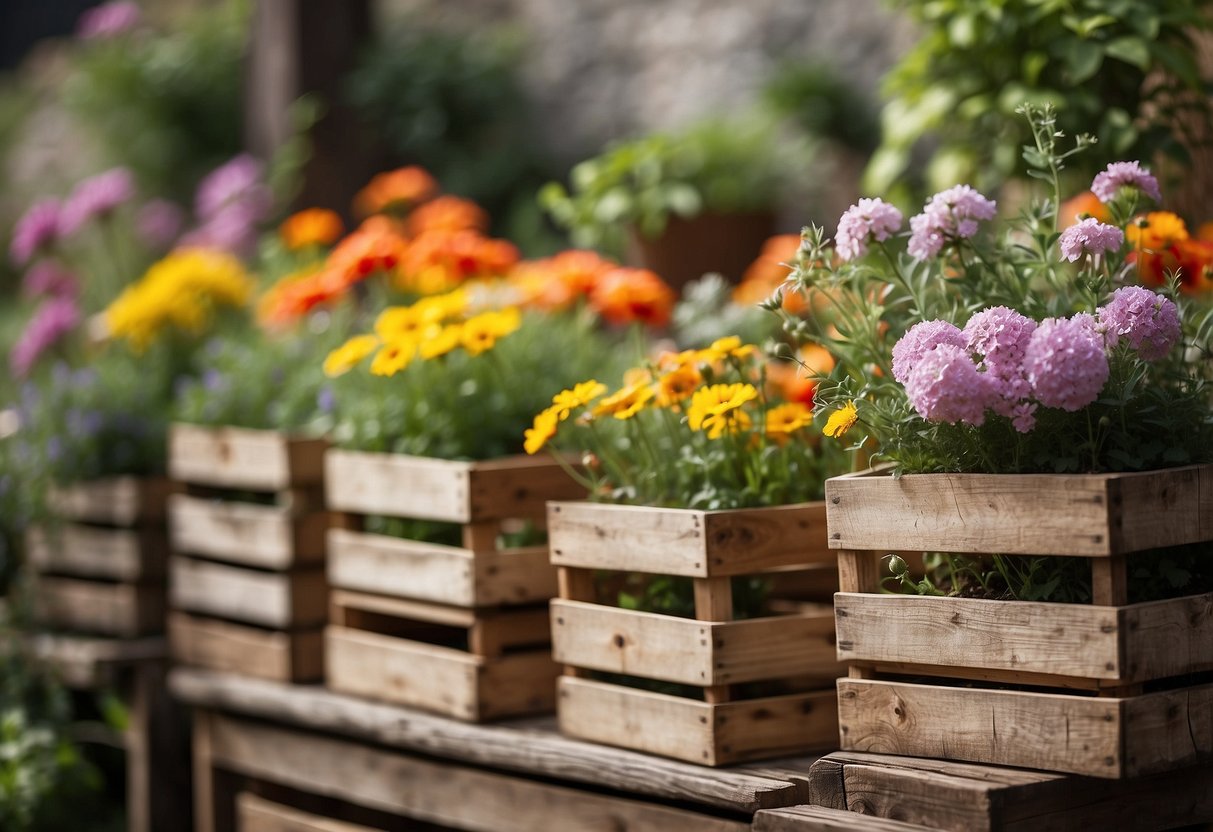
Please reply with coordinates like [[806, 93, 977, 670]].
[[169, 423, 326, 493], [826, 464, 1213, 779], [30, 574, 164, 637], [548, 500, 841, 766], [323, 449, 582, 721], [26, 522, 165, 582], [48, 476, 170, 527], [169, 612, 322, 684], [237, 793, 380, 832]]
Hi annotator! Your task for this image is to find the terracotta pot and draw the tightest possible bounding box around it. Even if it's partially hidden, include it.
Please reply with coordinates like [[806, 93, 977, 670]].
[[626, 210, 777, 292]]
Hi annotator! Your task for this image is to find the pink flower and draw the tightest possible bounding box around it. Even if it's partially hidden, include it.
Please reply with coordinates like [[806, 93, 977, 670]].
[[1098, 286, 1181, 361], [21, 263, 79, 300], [1024, 317, 1109, 412], [195, 154, 272, 221], [1058, 218, 1124, 262], [964, 306, 1037, 369], [77, 1, 142, 39], [835, 198, 903, 261], [58, 168, 136, 237], [9, 297, 81, 378], [891, 320, 966, 383], [907, 185, 997, 261], [10, 199, 61, 265], [904, 344, 993, 426], [1090, 161, 1161, 204], [136, 199, 185, 249]]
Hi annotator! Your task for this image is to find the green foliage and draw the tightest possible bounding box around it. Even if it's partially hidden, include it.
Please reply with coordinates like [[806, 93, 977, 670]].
[[671, 275, 782, 350], [869, 0, 1213, 197], [764, 60, 881, 154], [539, 118, 790, 257]]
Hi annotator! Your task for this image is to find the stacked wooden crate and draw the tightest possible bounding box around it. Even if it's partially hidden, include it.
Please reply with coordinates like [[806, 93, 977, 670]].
[[324, 449, 583, 721], [167, 424, 329, 683]]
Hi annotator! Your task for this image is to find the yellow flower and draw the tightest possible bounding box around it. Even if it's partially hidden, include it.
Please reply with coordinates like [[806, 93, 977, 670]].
[[419, 323, 464, 359], [413, 288, 469, 324], [823, 400, 859, 438], [687, 383, 758, 439], [369, 339, 417, 377], [656, 364, 702, 408], [461, 308, 522, 355], [551, 380, 607, 420], [524, 407, 560, 455], [375, 306, 425, 341], [324, 334, 380, 377], [593, 382, 655, 420], [697, 336, 759, 364], [765, 402, 813, 442]]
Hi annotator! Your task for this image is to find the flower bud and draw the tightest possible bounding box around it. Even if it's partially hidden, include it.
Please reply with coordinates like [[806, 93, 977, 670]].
[[886, 554, 908, 576]]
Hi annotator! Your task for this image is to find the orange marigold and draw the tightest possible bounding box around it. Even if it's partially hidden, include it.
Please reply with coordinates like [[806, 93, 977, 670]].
[[325, 216, 410, 289], [406, 195, 488, 236], [509, 249, 617, 311], [279, 208, 344, 250], [397, 229, 519, 295], [589, 267, 675, 328], [1057, 191, 1111, 228], [355, 166, 438, 217]]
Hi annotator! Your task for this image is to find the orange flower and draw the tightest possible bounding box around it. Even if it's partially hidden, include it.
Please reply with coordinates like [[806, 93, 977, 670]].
[[406, 195, 488, 236], [767, 343, 835, 406], [1174, 238, 1213, 291], [258, 267, 342, 327], [509, 250, 617, 311], [326, 216, 410, 288], [1127, 212, 1192, 287], [279, 208, 344, 250], [397, 229, 519, 294], [733, 234, 807, 314], [355, 166, 438, 217], [589, 268, 675, 328], [1058, 191, 1111, 228]]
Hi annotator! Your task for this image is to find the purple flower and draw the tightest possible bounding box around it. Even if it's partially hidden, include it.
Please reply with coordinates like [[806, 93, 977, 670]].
[[1058, 218, 1124, 262], [317, 386, 335, 414], [903, 344, 993, 426], [1071, 311, 1118, 349], [21, 262, 79, 300], [9, 297, 81, 378], [136, 199, 184, 249], [964, 306, 1037, 369], [1009, 400, 1038, 434], [1091, 161, 1161, 204], [77, 1, 142, 39], [907, 185, 997, 261], [202, 369, 227, 392], [59, 168, 136, 238], [1024, 317, 1109, 412], [178, 204, 261, 258], [195, 154, 272, 221], [1098, 286, 1181, 361], [835, 198, 903, 261], [10, 199, 61, 265], [891, 320, 967, 383]]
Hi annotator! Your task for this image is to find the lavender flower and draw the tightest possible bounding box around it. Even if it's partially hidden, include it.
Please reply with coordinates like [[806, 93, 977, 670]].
[[1090, 161, 1162, 205], [1024, 317, 1109, 412], [9, 297, 81, 378], [907, 185, 997, 261], [58, 168, 136, 237], [178, 204, 261, 258], [903, 344, 992, 426], [136, 199, 184, 249], [1058, 218, 1124, 262], [21, 262, 79, 299], [891, 320, 967, 383], [10, 199, 61, 265], [317, 386, 335, 414], [195, 155, 272, 221], [77, 1, 142, 39], [964, 306, 1037, 369], [835, 198, 903, 261], [1098, 286, 1181, 361]]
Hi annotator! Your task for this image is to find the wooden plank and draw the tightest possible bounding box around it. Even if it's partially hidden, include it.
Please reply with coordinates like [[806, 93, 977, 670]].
[[26, 523, 164, 581], [210, 715, 749, 831], [548, 502, 831, 578], [551, 600, 840, 686], [754, 805, 933, 831], [466, 454, 584, 522], [327, 529, 555, 606], [836, 550, 879, 594], [1122, 591, 1213, 680], [48, 477, 169, 526], [1121, 683, 1213, 778], [837, 678, 1128, 777], [331, 589, 477, 628], [825, 465, 1213, 556], [32, 575, 164, 637], [169, 495, 326, 568], [170, 557, 327, 628], [237, 793, 379, 832], [24, 633, 165, 689], [712, 690, 838, 765], [325, 625, 557, 721], [170, 668, 816, 813], [169, 423, 326, 491], [169, 612, 323, 682]]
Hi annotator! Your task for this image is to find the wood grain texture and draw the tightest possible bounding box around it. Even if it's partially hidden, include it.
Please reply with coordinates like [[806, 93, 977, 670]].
[[32, 575, 164, 637], [26, 523, 164, 581], [169, 557, 327, 628], [551, 600, 840, 686], [1122, 592, 1213, 680], [169, 423, 326, 491], [825, 465, 1213, 556], [753, 805, 933, 831], [1121, 683, 1213, 777], [237, 793, 379, 832], [548, 501, 831, 578], [169, 495, 326, 568], [168, 612, 323, 682], [23, 633, 165, 689], [48, 477, 169, 526], [327, 529, 555, 606], [210, 715, 749, 831], [170, 668, 816, 813]]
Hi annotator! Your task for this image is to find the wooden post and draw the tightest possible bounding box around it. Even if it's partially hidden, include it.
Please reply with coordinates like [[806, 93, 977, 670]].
[[557, 568, 595, 679], [694, 577, 733, 703]]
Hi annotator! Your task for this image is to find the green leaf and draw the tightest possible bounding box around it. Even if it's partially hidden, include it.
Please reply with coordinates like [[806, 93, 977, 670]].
[[1062, 39, 1105, 82], [1105, 36, 1150, 70], [663, 183, 702, 218]]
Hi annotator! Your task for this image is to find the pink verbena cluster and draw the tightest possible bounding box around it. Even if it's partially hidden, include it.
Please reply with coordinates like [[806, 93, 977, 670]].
[[76, 1, 142, 39], [9, 297, 81, 378], [1058, 218, 1123, 262], [1090, 161, 1161, 205], [903, 344, 992, 426], [180, 155, 273, 257], [1023, 317, 1109, 412], [58, 168, 136, 238], [10, 200, 61, 266], [891, 320, 966, 383], [907, 185, 997, 260], [834, 198, 903, 261], [1098, 286, 1181, 361]]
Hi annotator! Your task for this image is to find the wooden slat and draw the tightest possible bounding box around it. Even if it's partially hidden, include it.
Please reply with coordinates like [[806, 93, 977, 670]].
[[327, 529, 555, 607], [169, 423, 326, 491], [208, 715, 749, 831], [48, 477, 169, 526], [168, 612, 323, 682], [24, 633, 166, 689], [237, 793, 379, 832], [466, 455, 585, 522], [826, 465, 1213, 556], [32, 576, 164, 637], [170, 668, 815, 813], [170, 557, 327, 628], [548, 501, 832, 578], [753, 805, 933, 831], [1122, 592, 1213, 680], [169, 495, 326, 568], [551, 600, 840, 686], [1122, 684, 1213, 778], [331, 589, 477, 628], [26, 523, 164, 581]]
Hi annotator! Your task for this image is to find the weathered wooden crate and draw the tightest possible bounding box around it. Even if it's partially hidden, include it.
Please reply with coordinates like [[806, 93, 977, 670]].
[[168, 612, 323, 684], [237, 793, 380, 832], [323, 449, 582, 720], [826, 464, 1213, 779], [30, 574, 165, 637], [27, 522, 165, 582], [47, 476, 171, 527], [548, 500, 841, 766]]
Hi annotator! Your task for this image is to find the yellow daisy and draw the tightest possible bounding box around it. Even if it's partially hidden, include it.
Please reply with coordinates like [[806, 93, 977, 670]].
[[323, 334, 380, 377], [823, 400, 859, 438]]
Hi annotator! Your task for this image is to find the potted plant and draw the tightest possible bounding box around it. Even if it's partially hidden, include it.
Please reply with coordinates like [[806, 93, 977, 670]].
[[775, 104, 1213, 778]]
